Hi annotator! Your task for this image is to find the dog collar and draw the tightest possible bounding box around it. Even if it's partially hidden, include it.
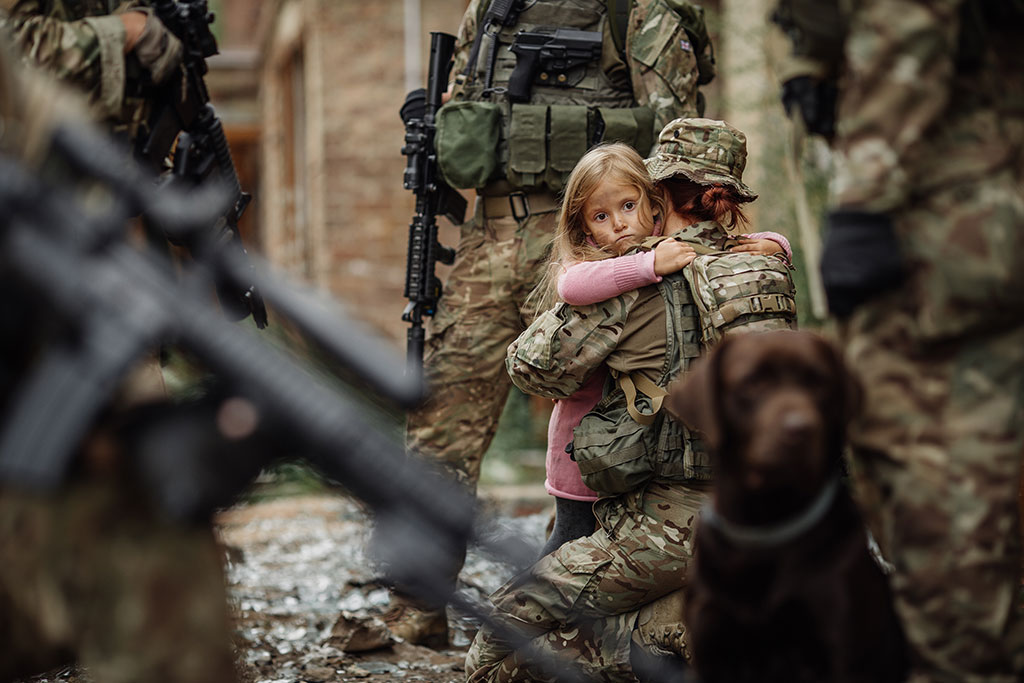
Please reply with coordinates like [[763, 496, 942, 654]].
[[700, 477, 842, 549]]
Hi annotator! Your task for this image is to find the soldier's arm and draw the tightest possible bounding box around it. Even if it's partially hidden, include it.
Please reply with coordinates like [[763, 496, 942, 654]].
[[831, 0, 963, 212], [506, 295, 635, 399], [625, 0, 713, 137], [0, 0, 144, 119], [450, 0, 481, 83]]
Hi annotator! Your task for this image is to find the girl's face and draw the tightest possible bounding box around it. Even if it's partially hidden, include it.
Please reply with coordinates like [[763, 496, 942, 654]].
[[582, 176, 652, 255]]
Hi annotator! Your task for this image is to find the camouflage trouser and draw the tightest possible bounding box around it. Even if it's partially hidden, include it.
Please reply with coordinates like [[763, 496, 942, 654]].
[[843, 168, 1024, 683], [0, 474, 238, 683], [407, 199, 557, 489], [465, 479, 709, 682]]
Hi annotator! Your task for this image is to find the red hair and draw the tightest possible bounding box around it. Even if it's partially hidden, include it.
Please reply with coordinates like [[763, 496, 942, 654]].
[[663, 178, 751, 231]]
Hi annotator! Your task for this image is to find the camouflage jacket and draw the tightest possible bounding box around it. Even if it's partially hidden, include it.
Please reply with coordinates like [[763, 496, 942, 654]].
[[453, 0, 714, 143], [506, 220, 729, 399], [0, 0, 146, 128], [773, 0, 1024, 213]]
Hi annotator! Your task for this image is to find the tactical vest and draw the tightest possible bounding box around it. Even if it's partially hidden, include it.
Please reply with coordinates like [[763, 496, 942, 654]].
[[570, 266, 709, 496], [435, 0, 654, 193]]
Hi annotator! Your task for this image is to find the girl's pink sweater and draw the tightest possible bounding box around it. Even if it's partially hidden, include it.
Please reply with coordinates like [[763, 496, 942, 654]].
[[544, 231, 792, 501]]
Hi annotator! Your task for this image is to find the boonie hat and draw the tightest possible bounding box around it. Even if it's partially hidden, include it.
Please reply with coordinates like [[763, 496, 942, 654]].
[[644, 118, 758, 202]]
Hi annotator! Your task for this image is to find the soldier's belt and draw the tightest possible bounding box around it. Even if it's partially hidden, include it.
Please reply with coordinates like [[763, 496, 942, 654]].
[[479, 189, 560, 220]]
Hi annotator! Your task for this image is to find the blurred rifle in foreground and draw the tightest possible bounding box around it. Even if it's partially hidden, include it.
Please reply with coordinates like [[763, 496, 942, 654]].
[[134, 0, 267, 328], [0, 122, 691, 683], [400, 32, 467, 375]]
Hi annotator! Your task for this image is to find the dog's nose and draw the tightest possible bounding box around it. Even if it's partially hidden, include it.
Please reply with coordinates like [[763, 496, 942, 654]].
[[780, 411, 813, 440]]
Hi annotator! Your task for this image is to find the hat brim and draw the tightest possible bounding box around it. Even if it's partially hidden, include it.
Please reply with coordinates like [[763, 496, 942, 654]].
[[645, 153, 758, 202]]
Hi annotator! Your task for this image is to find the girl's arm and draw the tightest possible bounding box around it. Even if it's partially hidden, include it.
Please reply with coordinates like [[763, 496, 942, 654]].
[[733, 231, 794, 263], [557, 251, 659, 306]]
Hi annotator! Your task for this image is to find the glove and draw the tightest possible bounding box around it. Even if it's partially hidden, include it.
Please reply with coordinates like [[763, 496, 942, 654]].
[[781, 75, 837, 141], [131, 9, 184, 84], [820, 210, 905, 319], [399, 88, 427, 124]]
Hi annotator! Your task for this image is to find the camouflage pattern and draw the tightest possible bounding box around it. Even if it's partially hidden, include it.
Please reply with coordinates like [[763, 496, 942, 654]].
[[452, 0, 709, 148], [775, 0, 1024, 680], [405, 0, 711, 604], [0, 477, 238, 683], [626, 0, 714, 133], [644, 117, 758, 200], [0, 46, 237, 683], [466, 480, 710, 682], [682, 249, 797, 347], [406, 205, 558, 491], [507, 221, 733, 401], [1, 0, 153, 132]]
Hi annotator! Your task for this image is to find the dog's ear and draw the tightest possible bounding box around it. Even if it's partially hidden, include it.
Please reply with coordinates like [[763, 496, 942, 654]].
[[666, 338, 729, 450]]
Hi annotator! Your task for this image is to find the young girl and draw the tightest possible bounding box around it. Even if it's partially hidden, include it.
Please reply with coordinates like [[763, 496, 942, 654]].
[[535, 142, 792, 557]]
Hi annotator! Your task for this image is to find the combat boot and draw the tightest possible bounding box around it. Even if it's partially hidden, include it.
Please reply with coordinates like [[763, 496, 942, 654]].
[[383, 596, 449, 649], [631, 590, 689, 676]]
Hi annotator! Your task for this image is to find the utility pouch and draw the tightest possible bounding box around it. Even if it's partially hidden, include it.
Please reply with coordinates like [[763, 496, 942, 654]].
[[435, 100, 502, 189], [683, 251, 798, 347], [596, 106, 655, 154], [506, 103, 548, 189], [572, 388, 662, 496], [544, 105, 589, 191]]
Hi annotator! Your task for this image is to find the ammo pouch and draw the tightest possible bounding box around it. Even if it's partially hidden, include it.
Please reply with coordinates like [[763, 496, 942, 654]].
[[572, 376, 709, 496], [435, 100, 654, 191], [571, 382, 664, 496], [682, 247, 798, 347]]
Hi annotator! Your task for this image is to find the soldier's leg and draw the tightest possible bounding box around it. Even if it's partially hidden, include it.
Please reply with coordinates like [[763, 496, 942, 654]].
[[0, 492, 77, 682], [390, 206, 555, 642], [466, 481, 706, 676], [846, 306, 1024, 683], [71, 478, 237, 683]]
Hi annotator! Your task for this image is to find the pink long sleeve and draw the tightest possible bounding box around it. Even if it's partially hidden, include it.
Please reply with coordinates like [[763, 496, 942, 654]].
[[557, 251, 660, 306], [743, 231, 793, 262]]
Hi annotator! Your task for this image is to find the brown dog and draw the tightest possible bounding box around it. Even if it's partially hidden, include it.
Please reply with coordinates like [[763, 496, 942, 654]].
[[668, 330, 907, 683]]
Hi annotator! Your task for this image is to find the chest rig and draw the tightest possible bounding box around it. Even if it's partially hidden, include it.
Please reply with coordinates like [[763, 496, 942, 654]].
[[436, 0, 654, 194]]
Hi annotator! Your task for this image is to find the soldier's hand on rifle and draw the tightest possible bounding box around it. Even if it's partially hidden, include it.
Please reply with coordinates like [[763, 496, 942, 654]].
[[119, 8, 183, 84]]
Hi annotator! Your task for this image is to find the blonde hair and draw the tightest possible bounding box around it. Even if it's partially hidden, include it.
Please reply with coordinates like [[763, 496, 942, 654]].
[[528, 143, 665, 315]]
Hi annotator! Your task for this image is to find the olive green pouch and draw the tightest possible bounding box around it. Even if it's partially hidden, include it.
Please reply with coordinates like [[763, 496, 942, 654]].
[[506, 104, 548, 189], [545, 105, 589, 192], [572, 391, 661, 496], [435, 100, 502, 189], [597, 106, 655, 154]]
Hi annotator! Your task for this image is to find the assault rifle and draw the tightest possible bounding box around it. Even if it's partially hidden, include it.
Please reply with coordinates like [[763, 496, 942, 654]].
[[508, 28, 603, 102], [400, 32, 467, 374], [134, 0, 268, 329]]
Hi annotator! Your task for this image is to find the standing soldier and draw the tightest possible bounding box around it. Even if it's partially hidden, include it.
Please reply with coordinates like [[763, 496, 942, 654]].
[[0, 39, 240, 683], [389, 0, 716, 646], [773, 1, 1024, 680], [0, 0, 183, 140]]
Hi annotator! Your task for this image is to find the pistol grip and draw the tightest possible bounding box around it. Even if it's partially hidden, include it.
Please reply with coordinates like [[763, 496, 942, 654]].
[[508, 49, 540, 103]]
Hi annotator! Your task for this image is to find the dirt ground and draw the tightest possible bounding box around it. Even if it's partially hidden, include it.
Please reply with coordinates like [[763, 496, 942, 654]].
[[20, 488, 551, 683]]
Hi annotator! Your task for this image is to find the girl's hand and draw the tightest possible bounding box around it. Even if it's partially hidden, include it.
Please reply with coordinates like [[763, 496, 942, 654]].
[[653, 240, 696, 276], [730, 238, 783, 257]]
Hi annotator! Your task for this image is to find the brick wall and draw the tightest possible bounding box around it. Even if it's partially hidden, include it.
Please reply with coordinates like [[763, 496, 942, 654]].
[[259, 0, 468, 345]]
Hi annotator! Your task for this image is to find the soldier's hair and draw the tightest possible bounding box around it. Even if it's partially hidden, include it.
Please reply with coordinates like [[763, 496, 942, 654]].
[[526, 143, 665, 316], [661, 178, 751, 231]]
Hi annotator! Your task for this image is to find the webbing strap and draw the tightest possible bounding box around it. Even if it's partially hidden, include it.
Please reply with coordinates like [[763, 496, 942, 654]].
[[612, 369, 667, 426], [709, 294, 797, 328]]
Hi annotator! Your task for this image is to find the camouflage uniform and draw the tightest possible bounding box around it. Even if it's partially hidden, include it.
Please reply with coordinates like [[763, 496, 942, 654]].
[[0, 34, 237, 683], [395, 0, 715, 644], [774, 1, 1024, 680], [1, 0, 182, 136]]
